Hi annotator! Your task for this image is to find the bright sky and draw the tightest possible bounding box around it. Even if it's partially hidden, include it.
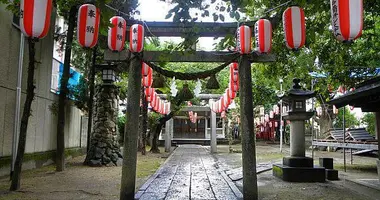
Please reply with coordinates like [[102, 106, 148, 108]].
[[136, 0, 237, 50]]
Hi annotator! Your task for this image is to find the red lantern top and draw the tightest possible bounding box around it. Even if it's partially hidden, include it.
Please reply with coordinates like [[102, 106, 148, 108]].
[[20, 0, 53, 39], [77, 4, 100, 48], [255, 19, 272, 53], [108, 16, 126, 52], [283, 6, 306, 50], [236, 25, 252, 54], [129, 24, 144, 53], [330, 0, 363, 42]]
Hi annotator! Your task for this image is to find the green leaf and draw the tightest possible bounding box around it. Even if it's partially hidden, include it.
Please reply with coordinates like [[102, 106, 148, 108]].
[[235, 12, 240, 20], [165, 13, 173, 19], [213, 13, 218, 22], [219, 14, 225, 22]]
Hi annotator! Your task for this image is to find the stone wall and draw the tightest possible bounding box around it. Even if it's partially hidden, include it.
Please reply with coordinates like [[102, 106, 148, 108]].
[[85, 84, 122, 166]]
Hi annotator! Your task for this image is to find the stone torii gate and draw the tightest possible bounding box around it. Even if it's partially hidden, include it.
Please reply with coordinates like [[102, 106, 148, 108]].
[[104, 21, 275, 200]]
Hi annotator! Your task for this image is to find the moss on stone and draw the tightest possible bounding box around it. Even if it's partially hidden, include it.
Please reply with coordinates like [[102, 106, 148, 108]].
[[272, 165, 283, 177], [0, 148, 86, 168]]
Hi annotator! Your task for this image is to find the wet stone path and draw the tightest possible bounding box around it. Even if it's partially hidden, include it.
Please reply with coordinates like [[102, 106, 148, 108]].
[[135, 145, 243, 200]]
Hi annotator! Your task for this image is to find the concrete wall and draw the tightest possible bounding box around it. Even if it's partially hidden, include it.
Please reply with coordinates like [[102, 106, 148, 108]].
[[0, 6, 86, 159]]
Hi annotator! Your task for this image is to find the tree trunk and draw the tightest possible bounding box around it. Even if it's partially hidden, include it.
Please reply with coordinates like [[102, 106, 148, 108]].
[[150, 112, 175, 153], [86, 47, 96, 153], [56, 6, 76, 172], [150, 123, 163, 153], [10, 38, 36, 191], [319, 116, 332, 137], [141, 87, 147, 155]]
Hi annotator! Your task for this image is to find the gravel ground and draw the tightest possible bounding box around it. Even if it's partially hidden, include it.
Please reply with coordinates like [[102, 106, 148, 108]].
[[0, 142, 378, 200], [0, 147, 171, 200], [216, 142, 379, 200]]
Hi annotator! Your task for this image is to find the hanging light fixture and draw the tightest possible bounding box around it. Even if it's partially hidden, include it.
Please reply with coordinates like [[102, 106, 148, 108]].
[[77, 4, 100, 48], [20, 0, 53, 39], [108, 16, 126, 52], [255, 19, 272, 53], [283, 6, 306, 50], [330, 0, 363, 43]]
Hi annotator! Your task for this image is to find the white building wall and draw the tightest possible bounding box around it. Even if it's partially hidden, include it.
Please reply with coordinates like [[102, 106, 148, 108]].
[[0, 5, 86, 159]]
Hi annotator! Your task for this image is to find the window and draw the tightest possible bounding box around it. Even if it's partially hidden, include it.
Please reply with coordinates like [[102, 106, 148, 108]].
[[296, 101, 303, 109]]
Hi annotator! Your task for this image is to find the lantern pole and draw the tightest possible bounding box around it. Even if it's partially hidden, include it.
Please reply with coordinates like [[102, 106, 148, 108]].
[[120, 53, 142, 200], [11, 33, 25, 179], [343, 106, 346, 172], [238, 55, 258, 199], [87, 47, 96, 153], [279, 78, 283, 152]]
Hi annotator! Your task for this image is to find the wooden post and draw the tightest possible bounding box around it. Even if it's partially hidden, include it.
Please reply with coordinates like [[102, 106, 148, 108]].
[[165, 119, 172, 152], [375, 112, 380, 160], [120, 54, 142, 199], [238, 55, 257, 199], [209, 99, 217, 153]]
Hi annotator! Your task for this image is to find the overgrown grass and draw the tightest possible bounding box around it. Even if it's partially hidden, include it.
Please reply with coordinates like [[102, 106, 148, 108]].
[[335, 163, 378, 173]]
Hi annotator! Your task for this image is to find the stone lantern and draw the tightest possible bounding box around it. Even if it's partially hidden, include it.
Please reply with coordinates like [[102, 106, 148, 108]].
[[273, 78, 326, 182], [85, 64, 122, 166]]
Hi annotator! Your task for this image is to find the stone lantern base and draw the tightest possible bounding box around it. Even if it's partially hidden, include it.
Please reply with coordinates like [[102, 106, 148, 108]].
[[273, 157, 326, 182]]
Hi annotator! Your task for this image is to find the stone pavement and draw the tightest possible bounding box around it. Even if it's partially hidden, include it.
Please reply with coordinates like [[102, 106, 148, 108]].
[[135, 145, 243, 200]]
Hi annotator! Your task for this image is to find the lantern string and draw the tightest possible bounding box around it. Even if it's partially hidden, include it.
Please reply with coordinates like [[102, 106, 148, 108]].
[[135, 53, 240, 80], [105, 4, 132, 18], [264, 0, 292, 14]]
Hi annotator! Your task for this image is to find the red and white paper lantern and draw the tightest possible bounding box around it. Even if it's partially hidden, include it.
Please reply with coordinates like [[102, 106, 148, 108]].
[[150, 93, 157, 108], [230, 63, 239, 82], [108, 16, 126, 52], [145, 87, 154, 98], [77, 4, 100, 48], [129, 24, 144, 53], [142, 72, 152, 87], [20, 0, 53, 39], [236, 25, 252, 54], [255, 19, 272, 53], [141, 62, 151, 76], [265, 114, 269, 122], [227, 88, 236, 100], [283, 6, 306, 50], [330, 0, 363, 42], [229, 81, 239, 92], [224, 93, 231, 109]]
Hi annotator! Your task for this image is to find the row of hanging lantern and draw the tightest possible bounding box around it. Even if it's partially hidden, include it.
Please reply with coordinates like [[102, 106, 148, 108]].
[[142, 63, 170, 115], [20, 1, 363, 51], [211, 63, 239, 114], [235, 2, 363, 54]]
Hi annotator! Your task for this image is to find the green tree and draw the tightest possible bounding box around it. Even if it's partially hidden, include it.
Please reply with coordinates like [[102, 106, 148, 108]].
[[361, 112, 376, 136], [333, 107, 360, 129]]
